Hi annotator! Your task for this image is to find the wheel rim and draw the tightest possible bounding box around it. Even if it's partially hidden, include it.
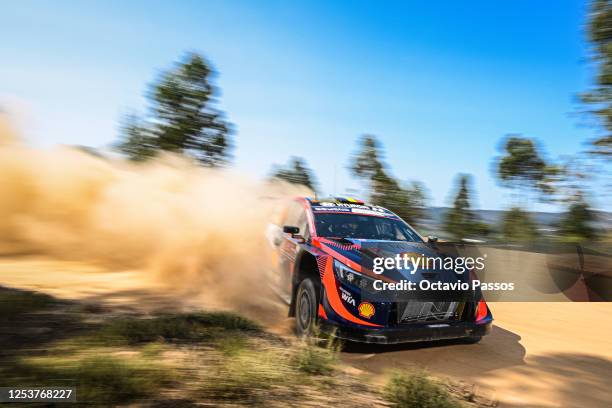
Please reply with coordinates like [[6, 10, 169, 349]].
[[298, 291, 312, 332]]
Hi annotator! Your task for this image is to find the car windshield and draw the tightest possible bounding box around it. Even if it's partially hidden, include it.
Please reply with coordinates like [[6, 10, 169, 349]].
[[313, 213, 423, 242]]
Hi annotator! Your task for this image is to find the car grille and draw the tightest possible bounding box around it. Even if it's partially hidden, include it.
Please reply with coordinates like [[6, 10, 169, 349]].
[[397, 301, 462, 324]]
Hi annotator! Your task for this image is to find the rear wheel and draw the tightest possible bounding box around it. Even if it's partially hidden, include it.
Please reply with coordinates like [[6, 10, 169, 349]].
[[295, 278, 318, 337]]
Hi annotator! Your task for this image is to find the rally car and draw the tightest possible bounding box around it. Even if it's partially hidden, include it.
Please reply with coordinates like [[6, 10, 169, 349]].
[[267, 197, 492, 344]]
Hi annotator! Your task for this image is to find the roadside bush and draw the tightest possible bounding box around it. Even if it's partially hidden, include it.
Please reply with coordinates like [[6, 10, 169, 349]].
[[384, 371, 461, 408], [75, 356, 169, 404], [202, 349, 289, 402], [295, 342, 336, 375], [101, 311, 261, 344], [6, 355, 169, 405], [294, 329, 340, 375]]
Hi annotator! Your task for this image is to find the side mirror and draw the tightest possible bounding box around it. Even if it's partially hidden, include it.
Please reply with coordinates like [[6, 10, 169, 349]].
[[283, 226, 300, 234], [427, 235, 438, 243]]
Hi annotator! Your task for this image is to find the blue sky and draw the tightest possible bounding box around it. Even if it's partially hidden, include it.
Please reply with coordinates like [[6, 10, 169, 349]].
[[1, 0, 608, 211]]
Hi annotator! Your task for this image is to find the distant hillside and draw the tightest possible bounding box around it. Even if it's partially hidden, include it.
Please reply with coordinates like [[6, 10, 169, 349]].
[[419, 207, 612, 236]]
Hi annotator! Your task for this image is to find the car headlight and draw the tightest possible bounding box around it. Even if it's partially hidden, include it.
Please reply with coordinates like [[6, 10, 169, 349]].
[[333, 259, 375, 290]]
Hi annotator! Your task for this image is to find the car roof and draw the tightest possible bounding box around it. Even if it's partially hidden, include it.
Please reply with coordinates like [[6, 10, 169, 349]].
[[296, 196, 424, 240], [304, 197, 399, 217], [305, 196, 366, 205]]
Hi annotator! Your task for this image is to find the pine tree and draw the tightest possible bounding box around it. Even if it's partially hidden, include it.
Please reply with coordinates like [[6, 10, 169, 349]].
[[444, 175, 490, 240], [559, 195, 599, 242], [350, 135, 426, 225], [118, 53, 231, 166], [445, 175, 474, 239], [495, 135, 560, 242], [582, 0, 612, 157], [501, 207, 538, 243], [270, 157, 317, 192]]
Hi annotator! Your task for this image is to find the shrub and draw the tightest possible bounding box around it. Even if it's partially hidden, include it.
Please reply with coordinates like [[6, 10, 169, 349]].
[[75, 356, 168, 404], [101, 311, 260, 344], [384, 371, 461, 408], [294, 329, 340, 375], [202, 349, 289, 402], [6, 356, 169, 405]]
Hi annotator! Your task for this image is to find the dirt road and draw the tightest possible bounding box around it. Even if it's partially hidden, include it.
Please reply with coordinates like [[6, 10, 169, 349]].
[[340, 302, 612, 407], [1, 256, 610, 407]]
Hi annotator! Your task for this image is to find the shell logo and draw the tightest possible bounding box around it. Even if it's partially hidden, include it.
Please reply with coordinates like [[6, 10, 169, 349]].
[[358, 302, 375, 319]]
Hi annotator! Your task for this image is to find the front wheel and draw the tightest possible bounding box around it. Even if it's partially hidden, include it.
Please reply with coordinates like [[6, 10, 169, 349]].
[[295, 278, 318, 337]]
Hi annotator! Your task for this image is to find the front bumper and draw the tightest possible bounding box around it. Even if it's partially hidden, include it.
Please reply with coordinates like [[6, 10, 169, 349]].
[[319, 319, 492, 344]]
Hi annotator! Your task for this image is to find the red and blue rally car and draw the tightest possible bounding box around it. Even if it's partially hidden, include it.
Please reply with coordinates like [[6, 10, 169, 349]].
[[268, 197, 492, 344]]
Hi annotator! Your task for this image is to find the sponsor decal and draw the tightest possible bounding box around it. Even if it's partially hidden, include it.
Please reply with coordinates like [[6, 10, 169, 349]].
[[313, 204, 394, 217], [358, 302, 375, 319], [315, 202, 388, 211], [312, 206, 351, 212], [351, 208, 386, 216], [339, 287, 356, 306]]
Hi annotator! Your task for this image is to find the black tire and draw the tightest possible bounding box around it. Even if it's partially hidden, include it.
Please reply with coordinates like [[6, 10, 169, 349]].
[[295, 278, 319, 337]]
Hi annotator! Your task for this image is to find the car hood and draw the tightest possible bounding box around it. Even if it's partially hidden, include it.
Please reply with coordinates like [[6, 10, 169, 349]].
[[315, 237, 469, 284]]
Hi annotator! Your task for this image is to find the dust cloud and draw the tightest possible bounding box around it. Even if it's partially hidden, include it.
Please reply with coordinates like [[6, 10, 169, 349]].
[[0, 115, 308, 307]]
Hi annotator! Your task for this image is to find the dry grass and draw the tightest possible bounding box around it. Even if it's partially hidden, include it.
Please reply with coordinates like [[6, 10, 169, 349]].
[[0, 286, 494, 407], [384, 370, 463, 408]]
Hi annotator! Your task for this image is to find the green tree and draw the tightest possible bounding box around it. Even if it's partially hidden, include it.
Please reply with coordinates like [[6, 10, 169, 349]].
[[582, 0, 612, 157], [117, 52, 231, 166], [495, 136, 560, 242], [270, 157, 317, 192], [558, 195, 599, 242], [501, 207, 538, 243], [350, 135, 426, 225], [496, 136, 560, 199], [444, 174, 490, 240], [351, 135, 384, 180]]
